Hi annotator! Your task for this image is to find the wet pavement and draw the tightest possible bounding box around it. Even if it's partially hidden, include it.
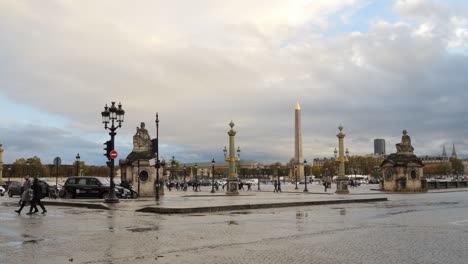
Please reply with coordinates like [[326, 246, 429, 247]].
[[1, 185, 468, 263]]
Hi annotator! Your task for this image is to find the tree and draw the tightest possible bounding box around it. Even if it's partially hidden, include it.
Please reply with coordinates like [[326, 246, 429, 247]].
[[449, 157, 464, 175]]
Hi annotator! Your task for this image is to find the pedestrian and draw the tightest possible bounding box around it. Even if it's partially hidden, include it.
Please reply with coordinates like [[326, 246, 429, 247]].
[[30, 178, 47, 214], [323, 180, 328, 192], [277, 181, 282, 192], [15, 175, 33, 215], [273, 181, 278, 192], [222, 183, 225, 190], [247, 183, 252, 191]]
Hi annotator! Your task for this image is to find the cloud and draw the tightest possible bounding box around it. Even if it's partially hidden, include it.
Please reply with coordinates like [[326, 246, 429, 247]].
[[0, 0, 467, 164]]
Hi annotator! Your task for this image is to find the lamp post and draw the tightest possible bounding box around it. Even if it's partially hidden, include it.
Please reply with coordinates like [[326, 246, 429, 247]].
[[211, 158, 215, 193], [335, 125, 350, 194], [75, 153, 80, 176], [8, 166, 11, 184], [295, 166, 298, 190], [183, 164, 186, 185], [26, 160, 31, 176], [194, 163, 198, 192], [101, 101, 125, 203], [170, 156, 176, 184], [303, 159, 309, 192], [224, 121, 240, 195], [256, 163, 261, 191], [153, 113, 163, 201]]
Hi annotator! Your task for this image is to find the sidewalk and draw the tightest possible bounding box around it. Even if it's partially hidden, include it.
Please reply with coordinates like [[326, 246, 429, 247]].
[[1, 184, 391, 213]]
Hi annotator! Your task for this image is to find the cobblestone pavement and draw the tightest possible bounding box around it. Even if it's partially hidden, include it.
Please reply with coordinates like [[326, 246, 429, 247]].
[[1, 186, 468, 264]]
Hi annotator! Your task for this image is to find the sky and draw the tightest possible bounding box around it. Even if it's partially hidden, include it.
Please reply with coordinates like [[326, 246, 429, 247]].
[[1, 0, 467, 165]]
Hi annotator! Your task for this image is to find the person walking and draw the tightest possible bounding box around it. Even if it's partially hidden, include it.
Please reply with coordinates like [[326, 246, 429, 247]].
[[247, 183, 252, 191], [323, 180, 328, 192], [273, 181, 278, 192], [30, 178, 47, 214], [15, 175, 33, 214], [277, 181, 282, 192]]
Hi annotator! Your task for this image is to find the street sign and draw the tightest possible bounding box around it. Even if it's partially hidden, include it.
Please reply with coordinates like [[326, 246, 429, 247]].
[[110, 150, 118, 159], [53, 157, 61, 167]]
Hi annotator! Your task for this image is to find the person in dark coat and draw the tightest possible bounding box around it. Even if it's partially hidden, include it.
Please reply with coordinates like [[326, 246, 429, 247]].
[[15, 175, 32, 214], [30, 178, 47, 214]]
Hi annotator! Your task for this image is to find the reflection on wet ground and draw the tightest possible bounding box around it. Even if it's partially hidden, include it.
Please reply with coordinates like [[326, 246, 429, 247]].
[[1, 187, 468, 264]]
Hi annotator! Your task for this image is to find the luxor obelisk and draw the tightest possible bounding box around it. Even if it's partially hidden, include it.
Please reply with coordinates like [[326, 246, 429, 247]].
[[294, 103, 305, 180]]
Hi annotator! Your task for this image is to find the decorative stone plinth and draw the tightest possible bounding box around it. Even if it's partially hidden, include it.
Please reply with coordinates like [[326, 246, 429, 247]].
[[226, 177, 239, 195], [335, 178, 350, 194]]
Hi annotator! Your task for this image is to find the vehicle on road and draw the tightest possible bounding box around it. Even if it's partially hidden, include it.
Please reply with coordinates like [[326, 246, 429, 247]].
[[7, 181, 22, 197], [0, 185, 5, 196], [61, 176, 133, 199]]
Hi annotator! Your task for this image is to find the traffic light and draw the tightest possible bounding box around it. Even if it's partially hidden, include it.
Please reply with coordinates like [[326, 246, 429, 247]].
[[152, 138, 158, 154], [104, 140, 113, 159]]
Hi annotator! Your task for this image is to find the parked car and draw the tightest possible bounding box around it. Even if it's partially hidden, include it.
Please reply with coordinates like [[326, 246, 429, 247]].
[[61, 176, 131, 199], [0, 185, 5, 196], [7, 181, 22, 197]]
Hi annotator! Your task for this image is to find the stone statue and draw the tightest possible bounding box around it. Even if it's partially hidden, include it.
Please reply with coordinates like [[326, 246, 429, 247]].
[[133, 122, 152, 152], [396, 130, 414, 154]]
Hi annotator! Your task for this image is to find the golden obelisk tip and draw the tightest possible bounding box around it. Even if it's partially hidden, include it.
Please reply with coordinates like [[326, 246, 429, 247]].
[[295, 102, 301, 110]]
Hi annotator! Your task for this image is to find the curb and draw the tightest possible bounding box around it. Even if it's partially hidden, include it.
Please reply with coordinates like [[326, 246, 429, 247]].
[[136, 197, 388, 214], [41, 200, 110, 210]]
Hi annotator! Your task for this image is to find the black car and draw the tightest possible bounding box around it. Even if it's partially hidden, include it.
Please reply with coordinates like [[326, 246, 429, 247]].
[[7, 181, 22, 197], [61, 176, 130, 199]]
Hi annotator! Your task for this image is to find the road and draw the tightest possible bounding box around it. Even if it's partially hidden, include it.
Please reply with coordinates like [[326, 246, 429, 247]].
[[1, 186, 468, 264]]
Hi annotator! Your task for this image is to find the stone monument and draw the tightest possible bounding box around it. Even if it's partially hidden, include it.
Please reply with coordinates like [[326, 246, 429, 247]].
[[380, 130, 426, 192], [335, 125, 349, 194], [225, 121, 240, 195], [119, 122, 163, 197], [294, 103, 305, 179]]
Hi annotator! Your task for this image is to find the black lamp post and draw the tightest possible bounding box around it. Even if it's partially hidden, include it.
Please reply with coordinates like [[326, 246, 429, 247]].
[[295, 166, 298, 190], [256, 163, 261, 191], [211, 158, 215, 193], [101, 101, 125, 203], [8, 166, 11, 184], [183, 164, 186, 185], [154, 113, 162, 201], [303, 159, 309, 192], [170, 156, 176, 184], [26, 160, 31, 176], [75, 153, 80, 176], [194, 163, 198, 192]]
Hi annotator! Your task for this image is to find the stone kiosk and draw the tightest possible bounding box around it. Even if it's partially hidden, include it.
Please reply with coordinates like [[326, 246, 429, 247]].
[[119, 122, 163, 197], [380, 130, 426, 192]]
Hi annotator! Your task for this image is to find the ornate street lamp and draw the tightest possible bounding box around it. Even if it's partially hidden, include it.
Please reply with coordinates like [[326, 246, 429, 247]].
[[256, 163, 261, 191], [303, 159, 309, 192], [153, 113, 163, 201], [211, 158, 216, 193], [8, 166, 11, 184], [170, 156, 176, 184], [183, 164, 186, 185], [295, 166, 299, 190], [194, 163, 198, 192], [75, 153, 80, 176], [101, 101, 125, 203], [26, 160, 31, 176]]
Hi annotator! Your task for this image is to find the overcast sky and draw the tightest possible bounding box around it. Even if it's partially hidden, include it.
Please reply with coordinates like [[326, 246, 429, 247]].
[[1, 0, 467, 165]]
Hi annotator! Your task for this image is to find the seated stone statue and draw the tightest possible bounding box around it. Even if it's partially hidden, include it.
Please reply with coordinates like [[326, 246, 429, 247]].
[[396, 130, 414, 154], [133, 122, 152, 152]]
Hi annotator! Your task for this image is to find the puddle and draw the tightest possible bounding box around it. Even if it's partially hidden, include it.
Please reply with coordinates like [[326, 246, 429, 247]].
[[230, 211, 251, 215], [0, 237, 64, 248], [127, 226, 159, 233], [189, 214, 206, 217], [228, 220, 239, 225]]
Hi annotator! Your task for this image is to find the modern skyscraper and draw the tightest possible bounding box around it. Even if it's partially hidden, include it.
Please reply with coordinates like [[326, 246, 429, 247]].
[[294, 103, 304, 179], [374, 139, 386, 155]]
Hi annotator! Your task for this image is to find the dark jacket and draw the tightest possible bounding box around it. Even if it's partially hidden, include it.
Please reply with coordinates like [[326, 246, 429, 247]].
[[32, 180, 43, 201]]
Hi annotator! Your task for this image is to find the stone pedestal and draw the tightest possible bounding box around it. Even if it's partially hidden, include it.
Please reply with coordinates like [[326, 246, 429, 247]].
[[226, 177, 239, 195], [335, 178, 350, 194], [380, 130, 426, 192]]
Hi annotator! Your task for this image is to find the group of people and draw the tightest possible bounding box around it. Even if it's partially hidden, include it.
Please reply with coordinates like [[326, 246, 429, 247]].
[[15, 175, 47, 215], [273, 181, 282, 192]]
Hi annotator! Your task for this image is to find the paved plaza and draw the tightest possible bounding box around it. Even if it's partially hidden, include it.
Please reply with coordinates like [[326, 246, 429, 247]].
[[1, 185, 468, 264]]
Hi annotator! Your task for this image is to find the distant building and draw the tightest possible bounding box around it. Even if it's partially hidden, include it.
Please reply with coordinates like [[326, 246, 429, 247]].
[[374, 139, 386, 155]]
